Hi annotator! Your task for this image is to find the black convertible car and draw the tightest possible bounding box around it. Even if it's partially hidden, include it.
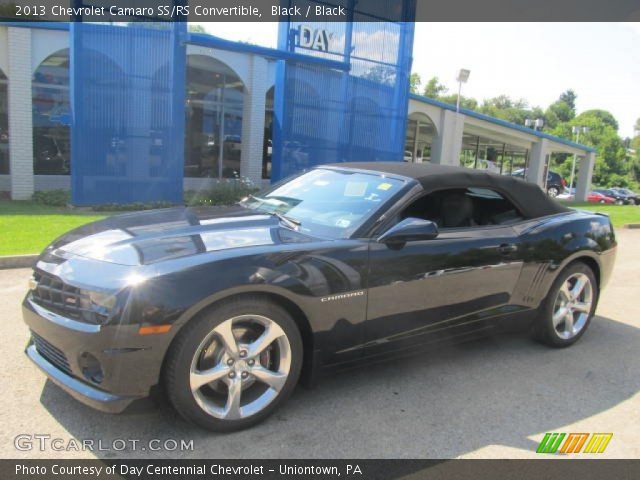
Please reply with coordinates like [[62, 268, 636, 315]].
[[23, 162, 617, 431]]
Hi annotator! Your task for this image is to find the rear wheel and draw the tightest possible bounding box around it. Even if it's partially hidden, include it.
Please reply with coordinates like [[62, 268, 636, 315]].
[[533, 262, 598, 347], [547, 186, 560, 197], [164, 297, 303, 432]]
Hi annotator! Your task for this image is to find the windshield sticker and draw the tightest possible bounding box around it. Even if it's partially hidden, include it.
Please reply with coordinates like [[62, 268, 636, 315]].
[[377, 182, 393, 191], [344, 181, 368, 197]]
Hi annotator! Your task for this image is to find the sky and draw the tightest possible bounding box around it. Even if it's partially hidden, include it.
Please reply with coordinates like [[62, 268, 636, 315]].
[[195, 22, 640, 138]]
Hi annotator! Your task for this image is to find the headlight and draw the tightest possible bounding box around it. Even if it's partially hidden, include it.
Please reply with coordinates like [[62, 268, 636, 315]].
[[79, 289, 119, 324], [87, 291, 118, 314]]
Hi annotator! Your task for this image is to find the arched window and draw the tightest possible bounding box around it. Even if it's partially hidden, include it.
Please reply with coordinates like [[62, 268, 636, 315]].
[[405, 112, 437, 163], [32, 49, 70, 175], [0, 68, 8, 174], [185, 55, 244, 178]]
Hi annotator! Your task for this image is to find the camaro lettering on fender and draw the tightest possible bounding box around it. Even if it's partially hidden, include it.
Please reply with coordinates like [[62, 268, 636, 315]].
[[320, 291, 365, 302]]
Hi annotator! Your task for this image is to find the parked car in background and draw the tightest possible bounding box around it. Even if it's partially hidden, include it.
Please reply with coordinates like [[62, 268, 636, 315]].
[[556, 189, 614, 204], [611, 187, 639, 205], [592, 188, 628, 205], [587, 191, 615, 204], [511, 168, 567, 197]]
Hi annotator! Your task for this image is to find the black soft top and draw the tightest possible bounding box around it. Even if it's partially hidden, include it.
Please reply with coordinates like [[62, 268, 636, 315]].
[[328, 161, 570, 219]]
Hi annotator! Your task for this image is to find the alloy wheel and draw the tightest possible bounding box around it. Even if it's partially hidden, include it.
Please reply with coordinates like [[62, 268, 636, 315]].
[[189, 314, 291, 420], [548, 187, 559, 197], [552, 273, 593, 340]]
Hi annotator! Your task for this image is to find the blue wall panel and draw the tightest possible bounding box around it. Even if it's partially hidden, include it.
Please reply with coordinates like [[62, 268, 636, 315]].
[[271, 1, 415, 181], [70, 23, 186, 205]]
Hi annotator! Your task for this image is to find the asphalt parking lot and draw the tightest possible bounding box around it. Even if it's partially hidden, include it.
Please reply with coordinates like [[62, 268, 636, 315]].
[[1, 230, 639, 460]]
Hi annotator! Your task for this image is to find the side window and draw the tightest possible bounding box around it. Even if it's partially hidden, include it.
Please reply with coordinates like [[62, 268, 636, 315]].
[[400, 187, 524, 229]]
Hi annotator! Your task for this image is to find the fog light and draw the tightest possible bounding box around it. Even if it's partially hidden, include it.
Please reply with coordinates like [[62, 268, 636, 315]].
[[79, 352, 103, 384]]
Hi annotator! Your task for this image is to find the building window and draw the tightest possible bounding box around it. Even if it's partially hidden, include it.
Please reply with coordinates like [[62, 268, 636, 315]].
[[185, 55, 244, 178], [460, 133, 529, 175], [263, 86, 274, 179], [405, 113, 436, 163], [32, 49, 71, 175], [0, 68, 8, 174]]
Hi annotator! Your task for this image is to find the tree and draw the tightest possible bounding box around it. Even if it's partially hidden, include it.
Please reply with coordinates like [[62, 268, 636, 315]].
[[188, 24, 207, 33], [580, 109, 619, 131], [634, 117, 640, 136], [545, 90, 576, 129], [423, 76, 448, 98], [409, 72, 422, 94], [559, 90, 577, 111], [478, 95, 542, 126], [438, 94, 478, 110], [551, 109, 627, 186]]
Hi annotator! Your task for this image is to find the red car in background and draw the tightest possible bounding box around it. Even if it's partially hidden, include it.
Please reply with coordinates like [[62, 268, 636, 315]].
[[588, 191, 615, 204]]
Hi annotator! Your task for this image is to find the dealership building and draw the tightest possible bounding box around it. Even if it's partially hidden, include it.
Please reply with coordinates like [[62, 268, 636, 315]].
[[0, 22, 597, 203]]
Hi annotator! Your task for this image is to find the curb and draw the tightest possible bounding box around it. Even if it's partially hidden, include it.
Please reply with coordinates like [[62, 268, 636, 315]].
[[623, 224, 640, 229], [0, 254, 38, 270]]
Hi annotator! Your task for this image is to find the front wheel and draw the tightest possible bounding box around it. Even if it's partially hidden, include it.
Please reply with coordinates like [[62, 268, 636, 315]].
[[532, 262, 598, 348], [164, 297, 303, 432]]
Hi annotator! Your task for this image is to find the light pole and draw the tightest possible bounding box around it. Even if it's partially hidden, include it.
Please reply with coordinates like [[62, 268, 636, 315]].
[[456, 69, 470, 113], [569, 126, 588, 199]]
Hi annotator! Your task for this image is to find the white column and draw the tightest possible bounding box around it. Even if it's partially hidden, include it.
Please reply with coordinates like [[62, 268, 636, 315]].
[[8, 27, 34, 200], [575, 152, 595, 202], [526, 139, 548, 188], [240, 55, 268, 185], [432, 110, 464, 166]]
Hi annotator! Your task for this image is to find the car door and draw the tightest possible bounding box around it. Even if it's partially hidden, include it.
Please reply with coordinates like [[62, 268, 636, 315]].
[[362, 204, 525, 357]]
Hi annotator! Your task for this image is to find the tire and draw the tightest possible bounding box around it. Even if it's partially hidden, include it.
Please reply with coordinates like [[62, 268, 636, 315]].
[[615, 199, 624, 205], [547, 186, 560, 197], [599, 200, 606, 204], [532, 262, 598, 348], [164, 296, 303, 432]]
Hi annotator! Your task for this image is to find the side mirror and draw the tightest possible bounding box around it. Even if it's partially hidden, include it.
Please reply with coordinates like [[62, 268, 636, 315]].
[[377, 218, 439, 243]]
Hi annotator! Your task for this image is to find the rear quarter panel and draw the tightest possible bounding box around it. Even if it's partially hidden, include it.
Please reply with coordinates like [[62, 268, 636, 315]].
[[510, 210, 616, 309]]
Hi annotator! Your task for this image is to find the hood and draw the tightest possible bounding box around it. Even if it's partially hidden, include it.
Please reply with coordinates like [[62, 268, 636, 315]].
[[43, 205, 315, 266]]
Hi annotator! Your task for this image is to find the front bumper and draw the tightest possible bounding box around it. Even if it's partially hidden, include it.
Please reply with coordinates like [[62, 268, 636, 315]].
[[25, 344, 139, 413], [23, 296, 172, 413]]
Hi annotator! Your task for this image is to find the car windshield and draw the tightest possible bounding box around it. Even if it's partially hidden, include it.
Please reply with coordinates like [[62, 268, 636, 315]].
[[240, 168, 407, 239]]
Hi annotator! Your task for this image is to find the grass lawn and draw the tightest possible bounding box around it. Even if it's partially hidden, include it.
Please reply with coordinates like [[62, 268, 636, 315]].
[[1, 199, 638, 257], [0, 201, 109, 256], [561, 202, 640, 228]]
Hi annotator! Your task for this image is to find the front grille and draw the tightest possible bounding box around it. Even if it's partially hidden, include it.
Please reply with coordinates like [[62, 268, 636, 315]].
[[30, 271, 108, 325], [31, 331, 72, 376]]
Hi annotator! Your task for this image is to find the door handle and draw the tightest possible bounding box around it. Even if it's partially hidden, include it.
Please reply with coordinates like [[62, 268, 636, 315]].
[[498, 243, 518, 255]]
